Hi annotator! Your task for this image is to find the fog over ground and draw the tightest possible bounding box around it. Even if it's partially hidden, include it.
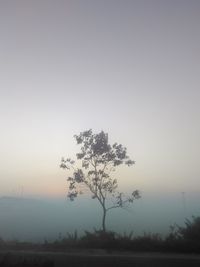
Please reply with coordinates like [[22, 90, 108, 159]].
[[0, 191, 199, 242], [0, 1, 200, 243]]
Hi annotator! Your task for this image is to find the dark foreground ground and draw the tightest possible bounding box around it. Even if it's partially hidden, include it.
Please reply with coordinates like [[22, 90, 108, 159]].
[[1, 250, 200, 267]]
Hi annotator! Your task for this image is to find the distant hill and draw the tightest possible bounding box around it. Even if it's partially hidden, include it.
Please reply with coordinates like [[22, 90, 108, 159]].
[[0, 193, 199, 243], [0, 196, 54, 242], [0, 196, 98, 242], [0, 196, 42, 205]]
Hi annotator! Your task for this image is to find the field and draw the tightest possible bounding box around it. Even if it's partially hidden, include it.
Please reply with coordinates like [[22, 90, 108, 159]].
[[1, 250, 200, 267]]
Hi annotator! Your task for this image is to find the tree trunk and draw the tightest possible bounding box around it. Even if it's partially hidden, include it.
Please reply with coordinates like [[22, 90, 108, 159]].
[[102, 208, 107, 232]]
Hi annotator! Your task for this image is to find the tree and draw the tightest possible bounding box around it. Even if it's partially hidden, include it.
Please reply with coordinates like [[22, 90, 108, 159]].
[[60, 129, 140, 232]]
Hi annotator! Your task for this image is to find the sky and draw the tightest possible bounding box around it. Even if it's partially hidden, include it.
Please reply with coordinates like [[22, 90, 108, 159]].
[[0, 0, 200, 204]]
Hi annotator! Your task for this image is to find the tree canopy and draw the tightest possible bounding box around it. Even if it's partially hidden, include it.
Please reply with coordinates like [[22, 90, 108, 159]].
[[60, 129, 140, 231]]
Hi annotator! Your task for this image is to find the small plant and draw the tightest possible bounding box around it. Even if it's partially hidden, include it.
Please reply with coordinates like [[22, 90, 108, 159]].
[[81, 229, 116, 248], [179, 216, 200, 241]]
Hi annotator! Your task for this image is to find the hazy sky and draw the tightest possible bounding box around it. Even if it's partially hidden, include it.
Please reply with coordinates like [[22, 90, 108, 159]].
[[0, 0, 200, 199]]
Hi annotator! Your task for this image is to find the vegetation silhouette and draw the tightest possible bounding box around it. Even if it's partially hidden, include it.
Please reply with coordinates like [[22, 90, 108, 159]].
[[60, 129, 140, 232], [165, 216, 200, 253], [1, 216, 200, 254]]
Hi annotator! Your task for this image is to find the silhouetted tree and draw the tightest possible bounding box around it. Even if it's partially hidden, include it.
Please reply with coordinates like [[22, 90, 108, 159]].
[[60, 129, 140, 232]]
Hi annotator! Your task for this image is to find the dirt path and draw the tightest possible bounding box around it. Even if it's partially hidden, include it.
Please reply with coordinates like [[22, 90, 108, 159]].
[[1, 250, 200, 267]]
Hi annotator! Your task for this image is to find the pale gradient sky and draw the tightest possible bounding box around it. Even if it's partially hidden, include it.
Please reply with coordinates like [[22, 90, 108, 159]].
[[0, 0, 200, 198]]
